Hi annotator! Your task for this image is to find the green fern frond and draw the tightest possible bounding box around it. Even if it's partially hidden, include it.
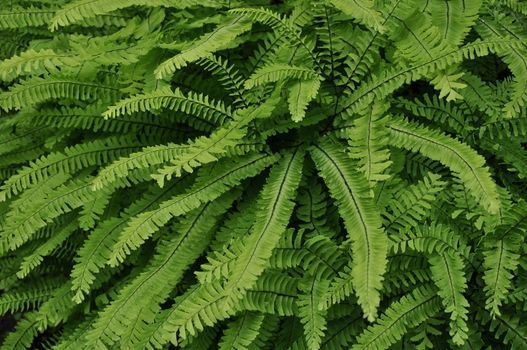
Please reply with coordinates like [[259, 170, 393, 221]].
[[50, 0, 221, 30], [0, 77, 120, 112], [83, 192, 237, 349], [70, 179, 188, 303], [0, 176, 95, 253], [0, 312, 40, 350], [245, 64, 319, 89], [103, 86, 232, 124], [0, 6, 55, 29], [328, 0, 384, 33], [483, 238, 521, 317], [489, 312, 527, 350], [429, 0, 481, 47], [17, 222, 77, 278], [0, 49, 80, 82], [391, 223, 470, 259], [342, 39, 522, 114], [108, 153, 279, 266], [351, 285, 441, 350], [297, 275, 329, 350], [429, 252, 469, 345], [310, 138, 387, 321], [155, 15, 252, 79], [383, 172, 446, 233], [151, 101, 278, 186], [0, 136, 144, 200], [346, 102, 392, 187], [218, 312, 266, 350], [223, 147, 305, 303], [387, 117, 500, 214], [287, 78, 321, 122], [0, 278, 63, 316]]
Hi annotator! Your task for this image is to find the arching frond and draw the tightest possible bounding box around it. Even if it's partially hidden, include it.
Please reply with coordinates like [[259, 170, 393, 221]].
[[155, 15, 252, 79], [70, 178, 189, 302], [346, 102, 392, 187], [83, 192, 237, 349], [328, 0, 384, 33], [351, 285, 441, 350], [0, 77, 120, 112], [387, 117, 500, 214], [223, 147, 305, 303], [310, 138, 387, 321], [108, 153, 279, 265], [50, 0, 222, 30], [218, 312, 266, 350]]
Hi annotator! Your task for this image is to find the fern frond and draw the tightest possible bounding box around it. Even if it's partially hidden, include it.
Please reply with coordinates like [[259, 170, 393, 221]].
[[0, 6, 55, 29], [0, 49, 80, 82], [0, 136, 144, 200], [429, 0, 481, 47], [218, 312, 266, 350], [476, 15, 527, 117], [328, 0, 384, 33], [18, 105, 190, 135], [83, 192, 236, 349], [0, 312, 40, 350], [151, 101, 278, 186], [346, 102, 392, 187], [351, 285, 441, 350], [245, 64, 319, 89], [70, 179, 188, 302], [288, 78, 321, 122], [103, 86, 232, 124], [310, 138, 387, 321], [0, 177, 95, 253], [342, 39, 522, 114], [0, 77, 120, 112], [429, 252, 469, 345], [197, 55, 248, 107], [383, 172, 446, 233], [50, 0, 221, 30], [17, 222, 77, 278], [489, 312, 527, 349], [483, 238, 521, 317], [155, 15, 252, 79], [297, 275, 329, 350], [391, 223, 470, 259], [0, 278, 63, 316], [108, 153, 279, 266], [396, 94, 471, 135], [387, 117, 500, 214], [223, 147, 305, 303]]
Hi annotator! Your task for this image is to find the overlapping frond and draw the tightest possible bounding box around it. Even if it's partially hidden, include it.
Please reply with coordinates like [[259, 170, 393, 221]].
[[310, 138, 387, 321], [387, 117, 500, 214]]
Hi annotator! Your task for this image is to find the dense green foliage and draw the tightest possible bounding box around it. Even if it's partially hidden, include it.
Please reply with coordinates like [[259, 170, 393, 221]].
[[1, 0, 527, 349]]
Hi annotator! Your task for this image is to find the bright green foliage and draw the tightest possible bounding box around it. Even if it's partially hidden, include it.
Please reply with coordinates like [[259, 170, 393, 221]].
[[1, 1, 527, 349]]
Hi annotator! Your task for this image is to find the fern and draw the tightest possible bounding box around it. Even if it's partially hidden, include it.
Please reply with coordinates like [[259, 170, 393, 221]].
[[387, 117, 500, 214], [223, 148, 305, 303], [352, 285, 442, 350], [2, 2, 527, 349], [155, 15, 252, 79], [310, 138, 387, 321]]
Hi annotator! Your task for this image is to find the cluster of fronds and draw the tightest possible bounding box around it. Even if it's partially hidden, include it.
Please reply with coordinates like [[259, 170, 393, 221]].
[[1, 0, 527, 349]]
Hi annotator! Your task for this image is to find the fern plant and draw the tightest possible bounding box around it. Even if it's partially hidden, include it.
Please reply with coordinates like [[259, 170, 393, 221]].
[[1, 0, 527, 349]]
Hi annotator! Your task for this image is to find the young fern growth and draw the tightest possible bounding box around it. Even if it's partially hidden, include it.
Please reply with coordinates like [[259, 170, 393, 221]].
[[2, 1, 527, 349]]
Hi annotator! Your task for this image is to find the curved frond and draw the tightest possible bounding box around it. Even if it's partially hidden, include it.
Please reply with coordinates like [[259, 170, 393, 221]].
[[155, 15, 252, 79], [108, 153, 279, 265], [223, 147, 305, 303], [387, 117, 500, 214], [310, 138, 387, 321], [351, 285, 441, 350]]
